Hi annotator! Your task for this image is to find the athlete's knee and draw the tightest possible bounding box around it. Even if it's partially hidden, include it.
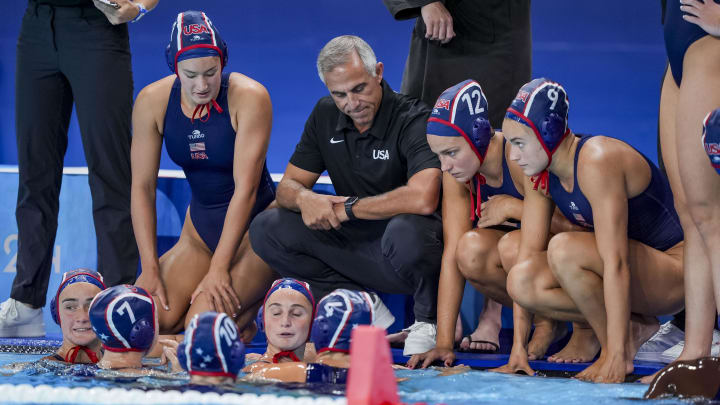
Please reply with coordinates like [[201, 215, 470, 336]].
[[506, 259, 540, 307], [497, 230, 521, 271], [382, 214, 442, 273], [456, 230, 497, 281], [685, 199, 720, 235], [547, 233, 585, 280]]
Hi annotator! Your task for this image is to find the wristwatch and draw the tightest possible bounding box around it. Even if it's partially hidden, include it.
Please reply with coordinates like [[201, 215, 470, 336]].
[[344, 196, 359, 221]]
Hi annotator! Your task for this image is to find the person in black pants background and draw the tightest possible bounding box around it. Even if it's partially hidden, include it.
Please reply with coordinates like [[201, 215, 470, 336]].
[[0, 0, 158, 337]]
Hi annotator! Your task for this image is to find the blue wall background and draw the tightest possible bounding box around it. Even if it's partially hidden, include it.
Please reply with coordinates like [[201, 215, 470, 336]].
[[0, 1, 666, 172]]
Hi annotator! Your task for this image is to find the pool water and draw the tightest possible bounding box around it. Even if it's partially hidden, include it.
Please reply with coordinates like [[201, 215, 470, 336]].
[[0, 353, 696, 405]]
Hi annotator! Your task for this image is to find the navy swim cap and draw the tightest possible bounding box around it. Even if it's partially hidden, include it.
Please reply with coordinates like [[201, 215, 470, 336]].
[[506, 78, 570, 191], [89, 285, 156, 352], [702, 109, 720, 175], [177, 311, 245, 379], [165, 10, 228, 74], [310, 289, 373, 354], [51, 268, 106, 326], [427, 79, 493, 163], [427, 79, 495, 219]]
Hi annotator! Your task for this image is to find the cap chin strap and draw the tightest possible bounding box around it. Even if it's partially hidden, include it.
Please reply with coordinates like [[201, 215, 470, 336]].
[[531, 127, 572, 195], [469, 174, 486, 221], [272, 350, 301, 363], [64, 345, 100, 364], [191, 99, 223, 124], [531, 171, 549, 193]]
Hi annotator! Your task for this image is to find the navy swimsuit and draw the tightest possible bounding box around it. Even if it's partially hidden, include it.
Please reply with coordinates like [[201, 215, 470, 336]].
[[163, 72, 275, 252], [548, 135, 683, 251], [664, 0, 708, 86], [471, 139, 523, 225]]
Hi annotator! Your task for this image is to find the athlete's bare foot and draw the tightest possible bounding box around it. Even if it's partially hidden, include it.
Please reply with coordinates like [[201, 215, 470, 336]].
[[577, 316, 658, 383], [547, 323, 600, 363], [460, 298, 502, 352], [528, 317, 567, 360], [575, 350, 633, 383]]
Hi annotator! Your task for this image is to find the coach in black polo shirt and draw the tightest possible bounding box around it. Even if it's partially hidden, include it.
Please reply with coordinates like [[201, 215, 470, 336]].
[[249, 35, 442, 355]]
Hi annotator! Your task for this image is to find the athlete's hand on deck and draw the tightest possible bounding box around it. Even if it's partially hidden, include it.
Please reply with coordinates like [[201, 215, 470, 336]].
[[298, 193, 349, 230], [92, 0, 140, 25], [136, 270, 170, 311], [490, 350, 535, 376], [476, 195, 512, 228], [407, 347, 456, 369], [681, 0, 720, 37], [191, 269, 241, 318], [421, 2, 455, 44]]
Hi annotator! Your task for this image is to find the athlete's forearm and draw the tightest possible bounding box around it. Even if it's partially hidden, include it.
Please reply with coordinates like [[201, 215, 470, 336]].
[[511, 302, 533, 352], [209, 189, 258, 273], [603, 259, 631, 357], [435, 249, 466, 349], [131, 184, 159, 273]]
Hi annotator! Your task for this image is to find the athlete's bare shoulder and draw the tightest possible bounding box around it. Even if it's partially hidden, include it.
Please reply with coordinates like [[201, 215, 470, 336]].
[[227, 72, 270, 103], [134, 75, 176, 130], [136, 76, 176, 106]]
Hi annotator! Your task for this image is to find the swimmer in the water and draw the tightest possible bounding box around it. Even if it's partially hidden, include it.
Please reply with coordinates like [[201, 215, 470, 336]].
[[243, 278, 316, 375], [493, 78, 684, 383], [132, 10, 277, 340], [248, 288, 373, 383], [164, 311, 246, 385], [89, 284, 162, 371], [410, 80, 583, 369], [44, 269, 106, 364]]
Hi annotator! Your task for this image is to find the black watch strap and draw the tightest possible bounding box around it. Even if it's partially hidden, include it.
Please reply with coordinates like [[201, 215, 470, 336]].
[[344, 196, 359, 220]]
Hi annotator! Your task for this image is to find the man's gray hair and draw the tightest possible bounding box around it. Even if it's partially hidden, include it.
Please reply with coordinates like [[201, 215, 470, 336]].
[[316, 35, 377, 84]]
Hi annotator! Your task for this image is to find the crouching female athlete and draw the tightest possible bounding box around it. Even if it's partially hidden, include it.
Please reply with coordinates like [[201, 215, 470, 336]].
[[409, 80, 582, 369], [495, 78, 684, 383], [132, 10, 277, 337]]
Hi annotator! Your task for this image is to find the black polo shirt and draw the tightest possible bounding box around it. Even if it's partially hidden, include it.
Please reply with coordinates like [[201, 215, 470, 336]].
[[290, 80, 439, 197]]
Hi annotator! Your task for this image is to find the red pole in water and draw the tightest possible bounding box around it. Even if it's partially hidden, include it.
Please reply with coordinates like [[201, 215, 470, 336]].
[[346, 325, 401, 405]]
